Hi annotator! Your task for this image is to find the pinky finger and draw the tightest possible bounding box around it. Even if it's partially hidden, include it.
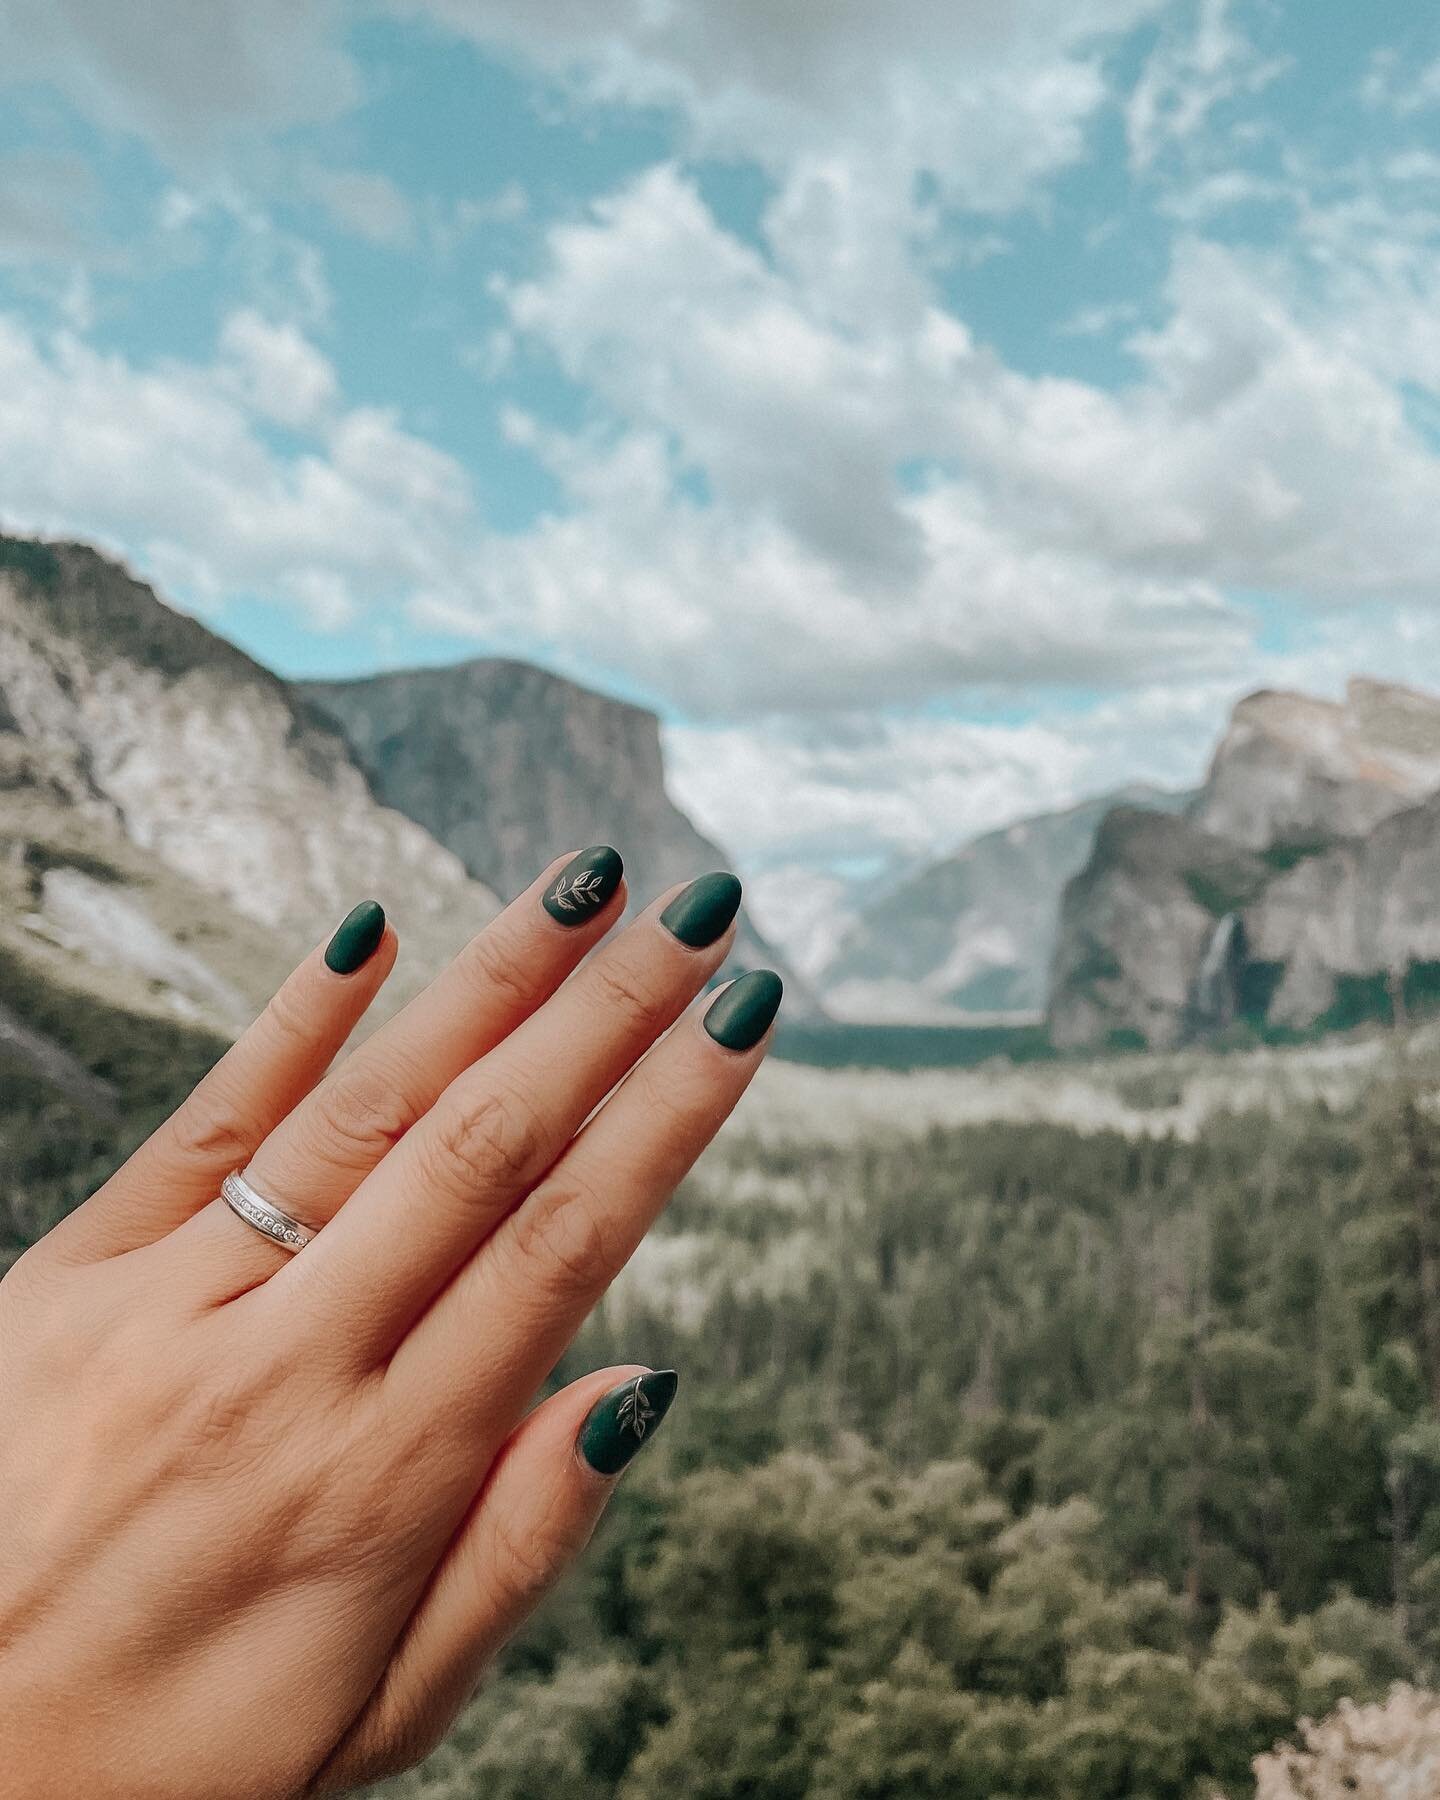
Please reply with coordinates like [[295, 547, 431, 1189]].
[[52, 902, 396, 1262], [310, 1365, 678, 1794]]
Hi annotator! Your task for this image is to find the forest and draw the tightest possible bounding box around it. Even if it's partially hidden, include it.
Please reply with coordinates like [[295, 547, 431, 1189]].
[[355, 1078, 1440, 1799], [5, 972, 1440, 1796]]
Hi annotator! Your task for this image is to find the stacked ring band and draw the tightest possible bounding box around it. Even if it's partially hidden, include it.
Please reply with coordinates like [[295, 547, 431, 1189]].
[[220, 1171, 317, 1254]]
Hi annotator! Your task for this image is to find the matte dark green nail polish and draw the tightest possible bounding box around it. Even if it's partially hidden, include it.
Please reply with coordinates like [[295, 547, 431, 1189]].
[[543, 846, 624, 926], [661, 872, 742, 948], [324, 901, 386, 974], [704, 969, 783, 1051], [579, 1370, 678, 1476]]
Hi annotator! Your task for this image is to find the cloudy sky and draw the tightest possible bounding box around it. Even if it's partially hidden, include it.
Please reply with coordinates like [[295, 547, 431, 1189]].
[[3, 1, 1440, 939]]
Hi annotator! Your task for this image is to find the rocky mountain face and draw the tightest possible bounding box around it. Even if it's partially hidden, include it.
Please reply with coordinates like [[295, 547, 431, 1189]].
[[0, 534, 501, 1048], [820, 788, 1190, 1022], [0, 531, 808, 1111], [1049, 679, 1440, 1050], [301, 664, 814, 1009], [1189, 680, 1440, 849]]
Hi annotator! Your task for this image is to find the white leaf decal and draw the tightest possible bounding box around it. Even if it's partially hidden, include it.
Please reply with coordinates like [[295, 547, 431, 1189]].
[[616, 1375, 656, 1440], [551, 868, 605, 912]]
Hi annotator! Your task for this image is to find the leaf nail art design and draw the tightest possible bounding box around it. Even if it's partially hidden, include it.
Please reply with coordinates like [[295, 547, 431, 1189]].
[[542, 846, 623, 927], [550, 868, 604, 913], [579, 1370, 678, 1475], [616, 1374, 657, 1441]]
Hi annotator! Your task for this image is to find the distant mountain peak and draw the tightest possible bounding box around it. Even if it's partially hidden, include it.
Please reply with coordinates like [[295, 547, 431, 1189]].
[[1190, 673, 1440, 852], [818, 785, 1192, 1024], [1050, 673, 1440, 1049]]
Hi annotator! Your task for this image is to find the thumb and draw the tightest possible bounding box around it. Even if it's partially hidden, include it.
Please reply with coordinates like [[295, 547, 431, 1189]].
[[312, 1364, 678, 1792]]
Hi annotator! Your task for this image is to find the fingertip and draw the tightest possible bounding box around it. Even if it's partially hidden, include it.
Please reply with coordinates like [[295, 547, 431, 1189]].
[[324, 900, 388, 975], [701, 968, 783, 1053], [577, 1367, 679, 1477], [541, 845, 624, 927]]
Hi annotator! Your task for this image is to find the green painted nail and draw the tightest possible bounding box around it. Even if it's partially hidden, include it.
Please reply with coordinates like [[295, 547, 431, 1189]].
[[324, 901, 386, 975], [578, 1370, 678, 1476], [704, 969, 783, 1051], [661, 872, 742, 948], [543, 846, 624, 926]]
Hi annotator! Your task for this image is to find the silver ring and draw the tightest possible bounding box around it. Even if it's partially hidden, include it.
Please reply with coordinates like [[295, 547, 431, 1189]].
[[221, 1171, 317, 1254]]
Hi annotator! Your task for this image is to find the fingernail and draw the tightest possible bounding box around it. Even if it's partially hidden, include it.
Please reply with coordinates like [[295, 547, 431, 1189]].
[[704, 969, 783, 1051], [660, 871, 742, 948], [324, 901, 386, 974], [543, 846, 624, 926], [579, 1370, 679, 1476]]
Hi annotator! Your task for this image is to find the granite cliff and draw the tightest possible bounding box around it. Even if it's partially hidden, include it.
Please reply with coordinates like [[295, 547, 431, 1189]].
[[0, 535, 502, 1046], [301, 663, 812, 1007], [821, 787, 1190, 1023], [1048, 679, 1440, 1049]]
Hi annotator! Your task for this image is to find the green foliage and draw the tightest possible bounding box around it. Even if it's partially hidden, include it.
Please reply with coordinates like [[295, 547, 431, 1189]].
[[775, 1020, 1052, 1071], [1067, 939, 1123, 988], [1183, 867, 1262, 918], [0, 948, 224, 1265], [1236, 958, 1284, 1025], [1317, 972, 1394, 1033], [0, 533, 60, 589], [1259, 838, 1333, 873]]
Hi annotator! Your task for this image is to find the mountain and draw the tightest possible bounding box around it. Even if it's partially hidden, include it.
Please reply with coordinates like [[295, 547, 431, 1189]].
[[0, 534, 502, 1045], [1189, 680, 1440, 849], [301, 663, 817, 1010], [819, 787, 1190, 1023], [1048, 678, 1440, 1049], [1047, 807, 1270, 1051]]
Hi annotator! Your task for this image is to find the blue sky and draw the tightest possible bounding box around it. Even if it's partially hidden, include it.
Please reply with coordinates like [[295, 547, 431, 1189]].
[[2, 2, 1440, 949]]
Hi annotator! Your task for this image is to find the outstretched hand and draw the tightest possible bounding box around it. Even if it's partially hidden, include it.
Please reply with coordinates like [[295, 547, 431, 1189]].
[[0, 850, 779, 1798]]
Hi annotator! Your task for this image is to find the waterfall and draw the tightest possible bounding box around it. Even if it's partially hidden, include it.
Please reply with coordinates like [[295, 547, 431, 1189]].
[[1192, 911, 1242, 1030]]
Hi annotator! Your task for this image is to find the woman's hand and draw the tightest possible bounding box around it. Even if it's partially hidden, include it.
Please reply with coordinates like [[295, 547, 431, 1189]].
[[0, 850, 779, 1799]]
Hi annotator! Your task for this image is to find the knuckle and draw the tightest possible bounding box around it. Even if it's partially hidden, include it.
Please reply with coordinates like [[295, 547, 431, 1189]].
[[630, 1060, 699, 1135], [454, 928, 537, 1015], [263, 977, 320, 1057], [589, 955, 672, 1037], [164, 1094, 259, 1178], [426, 1087, 547, 1196], [489, 1506, 581, 1613], [506, 1175, 616, 1304], [340, 1682, 453, 1790], [307, 1062, 416, 1170]]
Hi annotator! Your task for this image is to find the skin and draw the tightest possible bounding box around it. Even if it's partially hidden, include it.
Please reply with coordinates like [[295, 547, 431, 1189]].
[[0, 852, 773, 1798]]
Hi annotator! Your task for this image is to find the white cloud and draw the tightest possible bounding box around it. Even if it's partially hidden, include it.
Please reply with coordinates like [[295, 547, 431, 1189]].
[[1362, 49, 1440, 118], [1126, 0, 1289, 171], [0, 0, 356, 151], [0, 313, 481, 634], [664, 711, 1091, 874], [408, 0, 1163, 212], [303, 167, 416, 247], [473, 165, 1440, 710], [218, 310, 338, 428], [155, 186, 334, 326], [0, 151, 98, 264], [953, 238, 1440, 600]]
